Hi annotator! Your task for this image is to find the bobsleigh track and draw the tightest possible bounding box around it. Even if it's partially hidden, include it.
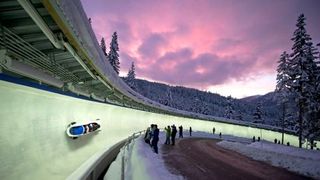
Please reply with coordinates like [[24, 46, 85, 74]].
[[0, 79, 301, 179]]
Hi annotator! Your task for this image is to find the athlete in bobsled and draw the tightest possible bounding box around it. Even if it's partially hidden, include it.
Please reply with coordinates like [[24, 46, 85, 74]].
[[66, 120, 101, 139]]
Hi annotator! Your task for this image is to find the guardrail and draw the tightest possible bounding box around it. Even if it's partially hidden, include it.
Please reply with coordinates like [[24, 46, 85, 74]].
[[66, 130, 145, 180], [120, 130, 145, 180]]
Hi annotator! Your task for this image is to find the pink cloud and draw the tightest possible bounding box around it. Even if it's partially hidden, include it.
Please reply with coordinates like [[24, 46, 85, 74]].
[[81, 0, 320, 96]]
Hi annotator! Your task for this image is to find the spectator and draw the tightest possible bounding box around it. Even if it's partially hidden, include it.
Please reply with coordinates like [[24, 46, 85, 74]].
[[179, 125, 183, 138], [164, 125, 171, 145], [189, 127, 192, 136], [144, 127, 151, 144], [252, 136, 256, 142], [274, 138, 277, 143], [149, 124, 155, 147], [171, 125, 177, 145], [213, 127, 215, 134], [151, 124, 159, 154], [219, 132, 222, 138], [257, 137, 260, 142]]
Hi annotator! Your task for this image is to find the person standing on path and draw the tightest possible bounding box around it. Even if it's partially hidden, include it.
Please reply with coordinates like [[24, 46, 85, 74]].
[[164, 125, 171, 144], [150, 124, 155, 147], [189, 127, 192, 136], [179, 125, 183, 138], [151, 124, 159, 154], [144, 127, 151, 144], [171, 125, 177, 145]]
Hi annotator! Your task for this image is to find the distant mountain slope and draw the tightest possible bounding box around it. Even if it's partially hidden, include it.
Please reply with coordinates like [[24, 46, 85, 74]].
[[240, 92, 282, 125], [125, 78, 281, 126], [241, 95, 262, 102]]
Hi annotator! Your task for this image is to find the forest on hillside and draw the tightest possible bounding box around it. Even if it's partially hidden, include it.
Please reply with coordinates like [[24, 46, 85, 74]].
[[124, 77, 282, 126]]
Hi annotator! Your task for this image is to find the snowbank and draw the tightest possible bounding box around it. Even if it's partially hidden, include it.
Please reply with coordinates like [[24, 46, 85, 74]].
[[105, 132, 183, 180], [106, 130, 320, 179], [248, 141, 320, 161], [218, 140, 320, 179]]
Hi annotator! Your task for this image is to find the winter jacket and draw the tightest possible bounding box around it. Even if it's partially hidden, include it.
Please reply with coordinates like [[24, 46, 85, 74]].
[[165, 127, 171, 137], [171, 126, 177, 136], [145, 127, 151, 140], [153, 128, 159, 141]]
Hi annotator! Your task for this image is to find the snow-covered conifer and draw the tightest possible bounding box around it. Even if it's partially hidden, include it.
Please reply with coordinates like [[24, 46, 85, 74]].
[[107, 32, 120, 74], [100, 37, 107, 56], [253, 103, 263, 123], [276, 52, 294, 140], [237, 111, 243, 121], [288, 14, 319, 147], [125, 62, 136, 89], [304, 42, 320, 149], [224, 96, 234, 119], [276, 51, 290, 99], [160, 87, 173, 107]]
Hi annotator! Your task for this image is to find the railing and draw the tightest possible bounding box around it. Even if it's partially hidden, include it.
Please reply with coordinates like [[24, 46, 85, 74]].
[[120, 130, 145, 180], [0, 26, 79, 83], [66, 130, 145, 180]]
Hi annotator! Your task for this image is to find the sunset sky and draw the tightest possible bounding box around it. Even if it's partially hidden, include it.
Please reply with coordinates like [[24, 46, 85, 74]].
[[81, 0, 320, 98]]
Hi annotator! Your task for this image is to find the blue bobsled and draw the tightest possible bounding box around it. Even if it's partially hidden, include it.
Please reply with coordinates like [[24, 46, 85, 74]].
[[66, 120, 101, 139]]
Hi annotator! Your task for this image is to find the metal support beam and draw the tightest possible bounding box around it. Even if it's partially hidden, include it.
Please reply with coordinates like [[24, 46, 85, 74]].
[[90, 93, 105, 102], [97, 75, 112, 90], [0, 49, 64, 88], [66, 83, 90, 97], [113, 91, 123, 101], [63, 42, 97, 80], [17, 0, 64, 49]]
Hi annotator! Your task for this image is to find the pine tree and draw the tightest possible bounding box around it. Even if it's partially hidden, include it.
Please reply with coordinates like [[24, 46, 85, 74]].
[[288, 14, 319, 147], [100, 37, 107, 56], [107, 32, 120, 74], [224, 96, 234, 119], [276, 51, 290, 144], [237, 111, 243, 121], [126, 62, 136, 89], [201, 103, 210, 115], [253, 103, 263, 123], [316, 43, 320, 111], [160, 87, 173, 107], [190, 97, 204, 114], [305, 43, 320, 149], [276, 51, 290, 98]]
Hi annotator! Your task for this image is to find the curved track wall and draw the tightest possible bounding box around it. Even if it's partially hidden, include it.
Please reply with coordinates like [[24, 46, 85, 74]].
[[0, 80, 299, 180]]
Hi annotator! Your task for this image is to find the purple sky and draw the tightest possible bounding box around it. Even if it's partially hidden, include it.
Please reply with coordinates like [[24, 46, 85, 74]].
[[81, 0, 320, 98]]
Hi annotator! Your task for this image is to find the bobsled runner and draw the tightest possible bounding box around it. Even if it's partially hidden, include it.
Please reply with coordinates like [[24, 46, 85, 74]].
[[66, 120, 101, 139]]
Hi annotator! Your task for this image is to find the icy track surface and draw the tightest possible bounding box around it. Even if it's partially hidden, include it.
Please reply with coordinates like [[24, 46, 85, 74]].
[[106, 131, 320, 180]]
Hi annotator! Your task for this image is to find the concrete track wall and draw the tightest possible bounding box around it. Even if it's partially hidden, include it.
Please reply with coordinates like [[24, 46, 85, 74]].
[[0, 80, 299, 180]]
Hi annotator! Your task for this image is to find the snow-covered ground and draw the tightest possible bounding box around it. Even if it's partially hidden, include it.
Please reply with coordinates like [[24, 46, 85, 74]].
[[105, 131, 320, 180], [104, 132, 183, 180]]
